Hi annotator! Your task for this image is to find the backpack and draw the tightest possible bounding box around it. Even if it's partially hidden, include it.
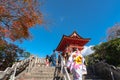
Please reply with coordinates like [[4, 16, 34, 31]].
[[49, 56, 52, 62]]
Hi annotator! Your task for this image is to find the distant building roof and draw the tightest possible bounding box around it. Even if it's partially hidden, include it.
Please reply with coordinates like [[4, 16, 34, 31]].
[[56, 31, 90, 51]]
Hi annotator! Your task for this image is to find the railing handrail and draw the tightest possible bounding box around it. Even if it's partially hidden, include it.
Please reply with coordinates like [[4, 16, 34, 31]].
[[0, 56, 33, 80], [0, 55, 47, 80], [94, 62, 116, 80], [110, 65, 115, 80], [27, 56, 38, 72]]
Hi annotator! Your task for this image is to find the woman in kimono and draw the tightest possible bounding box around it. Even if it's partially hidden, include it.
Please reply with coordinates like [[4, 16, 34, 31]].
[[67, 48, 86, 80]]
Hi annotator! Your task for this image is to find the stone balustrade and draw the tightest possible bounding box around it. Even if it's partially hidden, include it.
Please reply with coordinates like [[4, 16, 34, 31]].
[[0, 56, 33, 80], [94, 62, 120, 80]]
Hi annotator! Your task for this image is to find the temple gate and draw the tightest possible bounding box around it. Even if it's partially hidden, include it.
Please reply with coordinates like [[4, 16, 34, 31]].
[[56, 31, 90, 61]]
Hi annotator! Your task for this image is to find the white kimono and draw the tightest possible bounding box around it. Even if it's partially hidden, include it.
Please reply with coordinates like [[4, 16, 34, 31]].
[[67, 51, 86, 80]]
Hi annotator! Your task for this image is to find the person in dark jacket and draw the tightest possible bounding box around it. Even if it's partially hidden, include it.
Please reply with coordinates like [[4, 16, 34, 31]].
[[50, 50, 56, 66]]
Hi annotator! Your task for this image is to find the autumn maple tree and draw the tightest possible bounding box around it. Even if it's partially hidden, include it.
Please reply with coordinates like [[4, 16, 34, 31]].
[[0, 0, 43, 70], [0, 0, 43, 43]]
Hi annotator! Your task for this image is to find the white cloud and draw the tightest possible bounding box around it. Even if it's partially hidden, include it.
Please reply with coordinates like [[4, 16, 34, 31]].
[[81, 45, 95, 56]]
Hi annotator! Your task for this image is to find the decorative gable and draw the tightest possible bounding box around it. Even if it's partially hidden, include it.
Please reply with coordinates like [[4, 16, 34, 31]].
[[70, 31, 82, 39]]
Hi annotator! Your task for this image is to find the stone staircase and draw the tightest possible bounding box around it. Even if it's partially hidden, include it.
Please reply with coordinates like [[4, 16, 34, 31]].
[[53, 65, 104, 80], [83, 74, 104, 80], [15, 60, 104, 80], [83, 66, 104, 80], [16, 66, 104, 80], [16, 66, 55, 80]]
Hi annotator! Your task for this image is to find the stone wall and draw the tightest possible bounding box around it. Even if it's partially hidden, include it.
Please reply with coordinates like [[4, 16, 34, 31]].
[[94, 62, 120, 80]]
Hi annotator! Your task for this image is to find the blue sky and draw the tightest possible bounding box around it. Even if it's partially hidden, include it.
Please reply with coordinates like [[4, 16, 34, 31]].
[[15, 0, 120, 57]]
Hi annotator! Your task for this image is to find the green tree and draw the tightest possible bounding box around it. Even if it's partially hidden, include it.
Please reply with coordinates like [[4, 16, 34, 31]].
[[92, 38, 120, 66], [23, 52, 31, 58], [0, 41, 31, 70]]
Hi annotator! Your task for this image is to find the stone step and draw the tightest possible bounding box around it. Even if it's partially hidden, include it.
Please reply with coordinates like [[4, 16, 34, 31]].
[[29, 74, 54, 76], [84, 79, 103, 80], [16, 66, 55, 80], [83, 74, 104, 80], [84, 75, 103, 79], [17, 74, 54, 80], [32, 67, 55, 72], [85, 75, 101, 78], [17, 77, 53, 80], [83, 67, 104, 80], [31, 69, 55, 73], [30, 72, 54, 75], [23, 75, 54, 78], [32, 69, 55, 72], [25, 72, 54, 77], [33, 66, 55, 69]]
